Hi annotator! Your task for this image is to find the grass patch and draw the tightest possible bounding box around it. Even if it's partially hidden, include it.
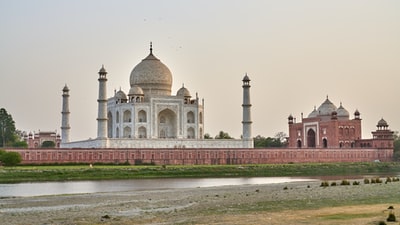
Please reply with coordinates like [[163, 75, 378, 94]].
[[1, 162, 400, 183], [318, 213, 380, 220]]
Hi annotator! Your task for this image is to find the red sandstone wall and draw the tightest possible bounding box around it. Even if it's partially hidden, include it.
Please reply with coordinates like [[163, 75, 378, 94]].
[[5, 147, 393, 165]]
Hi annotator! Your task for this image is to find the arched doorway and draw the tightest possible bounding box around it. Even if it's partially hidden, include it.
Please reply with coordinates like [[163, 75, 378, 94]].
[[323, 138, 328, 148], [297, 140, 302, 148], [307, 129, 316, 148], [138, 126, 147, 138], [187, 127, 195, 139], [158, 109, 177, 138]]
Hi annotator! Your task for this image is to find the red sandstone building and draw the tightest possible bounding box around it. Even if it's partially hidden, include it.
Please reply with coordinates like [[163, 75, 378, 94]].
[[23, 131, 61, 148], [288, 97, 393, 149]]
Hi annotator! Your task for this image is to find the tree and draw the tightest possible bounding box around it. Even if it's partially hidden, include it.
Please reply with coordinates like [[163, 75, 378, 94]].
[[204, 133, 213, 139], [215, 131, 233, 139], [0, 108, 16, 147], [253, 132, 288, 148], [0, 150, 22, 166]]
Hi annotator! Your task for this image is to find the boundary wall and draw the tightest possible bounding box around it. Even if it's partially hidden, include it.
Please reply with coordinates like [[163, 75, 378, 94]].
[[6, 147, 393, 165]]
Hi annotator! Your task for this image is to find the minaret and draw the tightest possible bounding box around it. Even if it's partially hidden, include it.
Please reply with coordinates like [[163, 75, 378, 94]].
[[97, 65, 108, 139], [242, 73, 252, 140], [61, 84, 71, 143]]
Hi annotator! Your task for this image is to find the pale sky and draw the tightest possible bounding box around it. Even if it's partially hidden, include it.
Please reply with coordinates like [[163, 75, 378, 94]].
[[0, 0, 399, 141]]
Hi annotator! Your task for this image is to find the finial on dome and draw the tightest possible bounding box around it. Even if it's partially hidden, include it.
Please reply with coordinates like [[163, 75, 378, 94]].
[[150, 42, 153, 54], [326, 95, 329, 99]]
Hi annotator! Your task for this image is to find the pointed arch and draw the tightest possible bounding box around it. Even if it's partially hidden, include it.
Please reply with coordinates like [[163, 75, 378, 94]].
[[138, 110, 147, 122], [307, 129, 316, 148], [123, 126, 131, 138], [158, 109, 177, 138], [323, 138, 328, 148], [297, 140, 302, 148], [107, 111, 113, 138], [123, 110, 131, 123], [138, 126, 147, 138], [187, 111, 195, 123], [199, 112, 203, 124], [187, 127, 195, 139]]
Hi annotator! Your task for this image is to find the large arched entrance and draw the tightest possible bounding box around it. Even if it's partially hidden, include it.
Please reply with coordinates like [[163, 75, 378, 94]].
[[158, 109, 177, 138], [307, 129, 316, 148]]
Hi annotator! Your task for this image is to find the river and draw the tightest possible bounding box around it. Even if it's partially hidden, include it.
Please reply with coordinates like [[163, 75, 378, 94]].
[[0, 177, 315, 197]]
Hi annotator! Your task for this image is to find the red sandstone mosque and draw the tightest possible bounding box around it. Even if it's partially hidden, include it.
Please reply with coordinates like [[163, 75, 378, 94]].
[[288, 96, 394, 150]]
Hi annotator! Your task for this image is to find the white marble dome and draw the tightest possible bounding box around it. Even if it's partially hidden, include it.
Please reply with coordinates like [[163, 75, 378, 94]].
[[130, 46, 172, 96], [128, 85, 144, 96], [177, 85, 191, 97], [115, 89, 127, 100]]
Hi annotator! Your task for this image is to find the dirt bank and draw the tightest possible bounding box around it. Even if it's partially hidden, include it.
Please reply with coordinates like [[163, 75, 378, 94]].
[[1, 180, 399, 225]]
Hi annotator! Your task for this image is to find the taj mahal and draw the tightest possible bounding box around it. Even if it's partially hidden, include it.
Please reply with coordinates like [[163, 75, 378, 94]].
[[9, 43, 395, 164], [60, 43, 254, 149]]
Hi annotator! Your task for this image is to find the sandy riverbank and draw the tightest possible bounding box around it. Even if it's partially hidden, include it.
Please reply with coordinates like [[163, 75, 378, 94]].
[[1, 179, 400, 225]]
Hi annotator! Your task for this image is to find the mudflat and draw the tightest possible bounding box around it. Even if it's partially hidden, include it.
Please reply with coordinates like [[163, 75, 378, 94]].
[[1, 180, 399, 225]]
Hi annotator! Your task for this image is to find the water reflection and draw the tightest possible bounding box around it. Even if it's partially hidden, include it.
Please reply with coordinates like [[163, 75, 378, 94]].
[[0, 177, 314, 197]]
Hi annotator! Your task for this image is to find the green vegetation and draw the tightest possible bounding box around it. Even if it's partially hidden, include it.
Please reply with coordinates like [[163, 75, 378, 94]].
[[253, 132, 287, 148], [0, 108, 27, 148], [0, 149, 22, 166], [1, 162, 400, 183], [214, 131, 233, 139]]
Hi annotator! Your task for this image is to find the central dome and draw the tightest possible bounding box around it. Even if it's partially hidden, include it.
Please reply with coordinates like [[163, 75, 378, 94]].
[[317, 97, 337, 116], [130, 44, 173, 96]]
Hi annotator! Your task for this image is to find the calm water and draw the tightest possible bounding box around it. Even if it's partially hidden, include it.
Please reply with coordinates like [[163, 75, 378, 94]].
[[0, 177, 315, 197]]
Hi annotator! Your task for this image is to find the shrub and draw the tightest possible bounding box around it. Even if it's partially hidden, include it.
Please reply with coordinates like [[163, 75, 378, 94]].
[[393, 177, 400, 182], [364, 178, 370, 184], [330, 182, 337, 186], [352, 181, 360, 185], [385, 177, 392, 184], [387, 213, 396, 222], [340, 180, 350, 185], [320, 181, 329, 187], [378, 221, 387, 225], [0, 151, 22, 166], [375, 178, 383, 183]]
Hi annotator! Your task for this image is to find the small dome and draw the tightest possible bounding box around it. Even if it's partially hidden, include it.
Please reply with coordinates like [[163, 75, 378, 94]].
[[337, 102, 350, 117], [317, 97, 337, 116], [115, 89, 127, 100], [128, 85, 144, 96], [354, 109, 360, 116], [177, 84, 191, 97], [288, 114, 294, 120], [377, 118, 388, 127], [308, 106, 318, 118]]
